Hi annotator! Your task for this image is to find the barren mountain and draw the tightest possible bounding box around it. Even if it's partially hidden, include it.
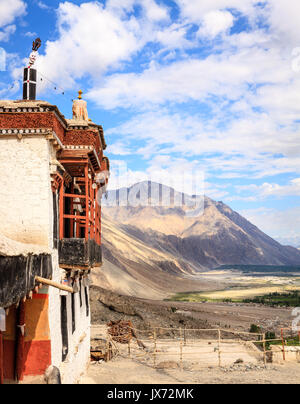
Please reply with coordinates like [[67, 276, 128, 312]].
[[93, 182, 300, 297]]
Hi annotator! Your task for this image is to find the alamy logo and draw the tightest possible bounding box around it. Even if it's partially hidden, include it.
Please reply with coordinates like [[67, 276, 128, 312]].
[[0, 48, 6, 71]]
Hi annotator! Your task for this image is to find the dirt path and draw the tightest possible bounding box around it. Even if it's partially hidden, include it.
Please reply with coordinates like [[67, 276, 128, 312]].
[[80, 357, 300, 384]]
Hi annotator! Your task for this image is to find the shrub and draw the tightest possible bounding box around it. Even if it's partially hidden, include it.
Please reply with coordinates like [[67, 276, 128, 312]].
[[250, 324, 261, 334]]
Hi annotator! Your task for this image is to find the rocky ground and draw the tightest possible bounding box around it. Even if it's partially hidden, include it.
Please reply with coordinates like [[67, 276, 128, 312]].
[[86, 286, 300, 384], [90, 286, 211, 336], [90, 285, 294, 335]]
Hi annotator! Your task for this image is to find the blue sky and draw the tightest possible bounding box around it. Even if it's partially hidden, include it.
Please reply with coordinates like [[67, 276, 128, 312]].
[[0, 0, 300, 246]]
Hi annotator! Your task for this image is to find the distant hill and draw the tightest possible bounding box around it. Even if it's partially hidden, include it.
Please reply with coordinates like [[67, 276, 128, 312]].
[[94, 182, 300, 297]]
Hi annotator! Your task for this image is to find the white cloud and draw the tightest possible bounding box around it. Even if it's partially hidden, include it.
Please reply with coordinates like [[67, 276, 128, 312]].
[[0, 80, 19, 97], [174, 0, 258, 23], [30, 1, 174, 89], [236, 178, 300, 199], [141, 0, 169, 22], [7, 0, 300, 188], [33, 2, 144, 88], [24, 31, 37, 38], [37, 1, 51, 11], [198, 10, 234, 39], [106, 106, 300, 180], [267, 0, 300, 47], [0, 0, 26, 28], [0, 0, 25, 41], [106, 0, 169, 21], [0, 25, 16, 42], [88, 44, 293, 110], [155, 23, 190, 50]]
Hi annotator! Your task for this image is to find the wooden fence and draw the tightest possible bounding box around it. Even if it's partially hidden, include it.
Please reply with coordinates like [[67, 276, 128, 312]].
[[105, 326, 300, 369]]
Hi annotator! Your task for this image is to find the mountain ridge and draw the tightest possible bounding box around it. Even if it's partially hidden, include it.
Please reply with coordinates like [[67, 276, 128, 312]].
[[94, 182, 300, 297], [103, 181, 300, 267]]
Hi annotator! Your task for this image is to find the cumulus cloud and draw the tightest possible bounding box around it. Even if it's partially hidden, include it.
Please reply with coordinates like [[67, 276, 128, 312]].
[[33, 1, 145, 88], [106, 107, 300, 180], [174, 0, 258, 23], [106, 0, 169, 21], [36, 1, 51, 11], [88, 45, 291, 109], [0, 25, 16, 42], [0, 0, 26, 41], [197, 10, 234, 39], [24, 31, 37, 38], [82, 0, 300, 190], [236, 178, 300, 199], [7, 0, 300, 237], [0, 0, 26, 27], [30, 0, 175, 89]]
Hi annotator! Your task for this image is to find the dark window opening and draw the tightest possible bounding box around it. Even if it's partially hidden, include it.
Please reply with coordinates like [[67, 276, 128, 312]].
[[85, 287, 89, 317], [71, 291, 76, 334], [53, 193, 58, 249], [61, 296, 68, 362], [79, 280, 83, 308]]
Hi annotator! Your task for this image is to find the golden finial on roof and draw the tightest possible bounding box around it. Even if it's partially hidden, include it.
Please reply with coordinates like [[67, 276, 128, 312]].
[[78, 90, 83, 100]]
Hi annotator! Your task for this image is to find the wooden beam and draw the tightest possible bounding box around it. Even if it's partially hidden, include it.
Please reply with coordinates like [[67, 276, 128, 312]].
[[35, 276, 74, 293]]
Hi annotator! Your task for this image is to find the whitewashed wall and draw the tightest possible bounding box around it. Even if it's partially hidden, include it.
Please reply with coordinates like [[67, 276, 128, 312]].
[[0, 134, 91, 384], [49, 254, 91, 384], [0, 136, 53, 247]]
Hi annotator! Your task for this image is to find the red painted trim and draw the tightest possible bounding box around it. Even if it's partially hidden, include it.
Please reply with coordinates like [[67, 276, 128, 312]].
[[32, 293, 49, 300]]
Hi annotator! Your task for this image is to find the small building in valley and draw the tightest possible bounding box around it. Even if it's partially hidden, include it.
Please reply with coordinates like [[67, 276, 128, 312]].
[[0, 40, 109, 384]]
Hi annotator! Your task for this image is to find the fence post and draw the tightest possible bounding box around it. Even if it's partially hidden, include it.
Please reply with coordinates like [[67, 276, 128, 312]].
[[153, 328, 157, 367], [281, 328, 286, 361], [105, 331, 110, 362], [128, 336, 131, 358], [180, 327, 183, 370], [263, 333, 267, 366], [218, 329, 221, 367]]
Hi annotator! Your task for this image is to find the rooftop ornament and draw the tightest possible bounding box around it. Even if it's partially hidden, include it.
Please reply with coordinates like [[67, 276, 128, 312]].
[[23, 38, 42, 101], [28, 38, 42, 68], [72, 90, 89, 121]]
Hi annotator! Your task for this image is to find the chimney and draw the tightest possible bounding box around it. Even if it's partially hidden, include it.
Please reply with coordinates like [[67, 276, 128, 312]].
[[23, 38, 42, 101]]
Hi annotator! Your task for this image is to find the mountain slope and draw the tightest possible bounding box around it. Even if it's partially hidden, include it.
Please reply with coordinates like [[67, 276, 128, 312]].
[[102, 182, 300, 269], [92, 214, 218, 299]]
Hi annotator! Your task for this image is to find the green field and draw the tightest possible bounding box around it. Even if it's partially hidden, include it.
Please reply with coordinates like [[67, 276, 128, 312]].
[[168, 289, 300, 305], [243, 291, 300, 307]]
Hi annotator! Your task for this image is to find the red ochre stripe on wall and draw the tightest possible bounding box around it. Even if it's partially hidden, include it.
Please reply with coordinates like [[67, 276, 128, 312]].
[[3, 340, 14, 380], [4, 340, 52, 379], [3, 293, 52, 380], [22, 293, 51, 378], [32, 293, 49, 300], [23, 340, 51, 376]]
